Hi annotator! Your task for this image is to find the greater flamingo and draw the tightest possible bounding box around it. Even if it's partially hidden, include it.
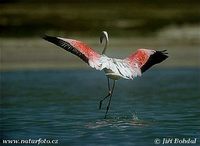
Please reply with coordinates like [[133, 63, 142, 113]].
[[43, 31, 168, 118]]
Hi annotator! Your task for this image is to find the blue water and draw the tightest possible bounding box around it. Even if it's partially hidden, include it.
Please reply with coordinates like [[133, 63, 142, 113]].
[[1, 68, 200, 146]]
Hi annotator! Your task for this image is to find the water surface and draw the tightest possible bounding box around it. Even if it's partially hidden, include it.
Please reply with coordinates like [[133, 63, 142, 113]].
[[1, 68, 200, 145]]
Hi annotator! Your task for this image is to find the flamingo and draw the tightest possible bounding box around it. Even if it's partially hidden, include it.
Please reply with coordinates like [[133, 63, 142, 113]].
[[43, 31, 168, 118]]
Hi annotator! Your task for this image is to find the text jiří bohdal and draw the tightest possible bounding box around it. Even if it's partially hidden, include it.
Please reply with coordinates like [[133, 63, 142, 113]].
[[162, 138, 197, 144]]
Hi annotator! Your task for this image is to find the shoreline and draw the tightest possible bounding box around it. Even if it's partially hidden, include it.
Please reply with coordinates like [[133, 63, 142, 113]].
[[1, 37, 200, 71]]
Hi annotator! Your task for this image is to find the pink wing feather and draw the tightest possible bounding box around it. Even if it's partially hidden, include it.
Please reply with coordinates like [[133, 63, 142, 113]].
[[126, 49, 168, 73], [126, 49, 155, 68], [61, 38, 100, 61], [43, 35, 101, 69]]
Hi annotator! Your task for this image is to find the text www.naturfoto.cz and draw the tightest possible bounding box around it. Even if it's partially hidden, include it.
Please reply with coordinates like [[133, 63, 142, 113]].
[[2, 138, 58, 145]]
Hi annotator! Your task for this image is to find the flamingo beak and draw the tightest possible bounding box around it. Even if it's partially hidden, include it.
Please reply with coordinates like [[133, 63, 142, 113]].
[[100, 34, 103, 44]]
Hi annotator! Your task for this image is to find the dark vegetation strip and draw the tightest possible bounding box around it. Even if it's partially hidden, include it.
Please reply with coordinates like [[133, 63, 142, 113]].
[[0, 0, 200, 37]]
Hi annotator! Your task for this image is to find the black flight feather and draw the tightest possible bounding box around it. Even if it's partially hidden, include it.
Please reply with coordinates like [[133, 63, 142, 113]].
[[43, 35, 89, 63], [141, 50, 168, 73]]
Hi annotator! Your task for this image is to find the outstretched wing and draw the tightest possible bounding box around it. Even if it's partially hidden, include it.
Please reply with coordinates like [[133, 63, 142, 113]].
[[125, 49, 168, 73], [43, 35, 101, 69]]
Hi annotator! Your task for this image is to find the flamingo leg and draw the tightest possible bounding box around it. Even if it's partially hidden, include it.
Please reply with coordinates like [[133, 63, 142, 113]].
[[104, 80, 115, 119], [99, 77, 111, 109]]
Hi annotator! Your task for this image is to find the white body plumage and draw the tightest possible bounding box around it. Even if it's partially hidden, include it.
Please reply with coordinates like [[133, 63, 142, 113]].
[[96, 55, 141, 80]]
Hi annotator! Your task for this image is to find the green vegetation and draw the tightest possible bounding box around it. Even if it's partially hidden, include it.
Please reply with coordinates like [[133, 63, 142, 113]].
[[0, 0, 200, 37]]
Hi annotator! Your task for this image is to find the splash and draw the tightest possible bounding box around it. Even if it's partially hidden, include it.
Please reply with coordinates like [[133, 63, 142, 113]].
[[85, 112, 150, 129]]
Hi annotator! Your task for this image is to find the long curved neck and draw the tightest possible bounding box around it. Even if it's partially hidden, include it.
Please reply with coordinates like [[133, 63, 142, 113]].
[[102, 39, 108, 54], [100, 31, 109, 55]]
